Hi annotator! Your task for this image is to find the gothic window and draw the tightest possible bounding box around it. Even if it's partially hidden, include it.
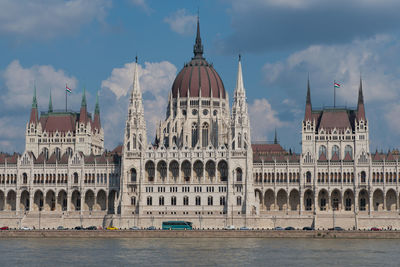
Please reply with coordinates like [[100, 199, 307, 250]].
[[306, 171, 312, 183], [236, 168, 242, 182], [159, 196, 164, 206], [192, 123, 198, 148], [183, 196, 189, 205], [145, 161, 155, 182], [22, 173, 27, 184], [208, 196, 213, 206], [132, 134, 136, 149], [66, 147, 73, 156], [130, 168, 137, 182], [318, 145, 326, 158], [202, 123, 209, 147], [238, 133, 242, 148], [127, 142, 130, 151], [43, 148, 49, 160], [171, 196, 177, 206], [237, 196, 242, 206], [147, 196, 152, 206], [195, 196, 201, 206], [218, 161, 228, 182], [360, 171, 366, 183], [131, 197, 136, 206], [345, 145, 353, 159], [332, 145, 339, 159], [139, 134, 142, 150], [73, 172, 78, 184], [220, 196, 226, 206]]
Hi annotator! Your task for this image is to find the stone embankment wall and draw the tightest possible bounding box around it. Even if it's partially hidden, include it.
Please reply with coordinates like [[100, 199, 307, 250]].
[[1, 230, 400, 239]]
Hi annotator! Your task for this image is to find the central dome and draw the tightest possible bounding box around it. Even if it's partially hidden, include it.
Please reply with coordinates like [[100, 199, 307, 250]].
[[171, 19, 226, 99]]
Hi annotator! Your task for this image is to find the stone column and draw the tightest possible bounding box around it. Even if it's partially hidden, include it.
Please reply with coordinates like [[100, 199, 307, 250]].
[[67, 191, 71, 212]]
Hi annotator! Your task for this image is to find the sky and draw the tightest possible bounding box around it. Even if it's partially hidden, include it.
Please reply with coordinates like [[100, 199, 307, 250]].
[[1, 0, 400, 154]]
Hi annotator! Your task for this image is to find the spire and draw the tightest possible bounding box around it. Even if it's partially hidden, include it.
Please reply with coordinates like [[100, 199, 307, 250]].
[[235, 54, 245, 94], [304, 76, 312, 121], [193, 16, 204, 59], [29, 84, 39, 125], [81, 87, 87, 107], [48, 89, 53, 113], [93, 91, 101, 131], [132, 57, 141, 95], [274, 128, 278, 144], [32, 83, 38, 109], [357, 76, 366, 121], [95, 91, 100, 115]]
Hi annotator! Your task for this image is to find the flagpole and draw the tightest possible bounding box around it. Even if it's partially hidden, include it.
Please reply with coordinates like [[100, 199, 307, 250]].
[[334, 80, 336, 108]]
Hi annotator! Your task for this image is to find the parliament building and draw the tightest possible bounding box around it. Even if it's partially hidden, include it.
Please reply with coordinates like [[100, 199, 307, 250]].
[[0, 21, 399, 230]]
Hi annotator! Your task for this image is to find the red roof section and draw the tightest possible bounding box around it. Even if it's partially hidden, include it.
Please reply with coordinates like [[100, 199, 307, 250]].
[[171, 59, 226, 99], [343, 152, 353, 161], [40, 114, 76, 133], [319, 110, 351, 130]]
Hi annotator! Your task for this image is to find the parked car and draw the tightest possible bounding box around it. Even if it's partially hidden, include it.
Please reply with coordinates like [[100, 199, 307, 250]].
[[74, 226, 84, 230], [302, 226, 314, 231], [86, 226, 97, 230], [370, 227, 381, 231], [328, 227, 344, 231], [106, 226, 118, 230], [274, 226, 284, 230], [225, 225, 235, 230], [147, 226, 156, 230], [285, 226, 295, 230], [0, 226, 9, 230], [129, 226, 140, 230], [239, 227, 250, 231], [20, 226, 32, 230], [57, 226, 66, 230]]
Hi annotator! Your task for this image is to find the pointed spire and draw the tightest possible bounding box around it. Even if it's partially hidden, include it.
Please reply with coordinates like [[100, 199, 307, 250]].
[[235, 54, 245, 94], [81, 87, 87, 107], [29, 83, 39, 124], [193, 15, 204, 59], [95, 91, 100, 115], [357, 76, 366, 121], [132, 57, 141, 94], [32, 83, 38, 109], [274, 128, 278, 144], [304, 76, 312, 121], [48, 89, 53, 113]]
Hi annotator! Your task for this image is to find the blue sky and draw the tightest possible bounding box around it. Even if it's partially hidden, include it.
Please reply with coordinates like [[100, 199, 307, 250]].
[[1, 0, 400, 153]]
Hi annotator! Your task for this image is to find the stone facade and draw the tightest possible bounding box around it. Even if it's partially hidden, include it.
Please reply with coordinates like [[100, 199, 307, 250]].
[[0, 21, 399, 230]]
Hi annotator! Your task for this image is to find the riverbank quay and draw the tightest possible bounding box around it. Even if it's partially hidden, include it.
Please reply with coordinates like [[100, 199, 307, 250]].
[[1, 230, 400, 239]]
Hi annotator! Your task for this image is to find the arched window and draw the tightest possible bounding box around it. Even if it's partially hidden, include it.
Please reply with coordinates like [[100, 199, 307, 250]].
[[195, 196, 201, 206], [332, 145, 339, 159], [345, 145, 353, 159], [360, 171, 366, 183], [159, 196, 164, 206], [238, 133, 242, 148], [132, 134, 137, 149], [131, 196, 136, 206], [183, 196, 189, 206], [147, 196, 152, 206], [22, 173, 27, 184], [192, 123, 198, 148], [220, 196, 226, 206], [73, 172, 78, 184], [202, 123, 209, 147], [318, 145, 326, 158], [208, 196, 213, 206], [66, 147, 73, 156], [55, 147, 61, 160], [171, 196, 177, 206], [306, 171, 312, 183], [237, 196, 242, 206], [236, 168, 243, 182], [130, 168, 137, 182], [43, 148, 49, 160], [127, 142, 130, 151]]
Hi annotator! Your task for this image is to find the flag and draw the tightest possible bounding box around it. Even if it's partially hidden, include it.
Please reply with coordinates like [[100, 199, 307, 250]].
[[66, 84, 72, 93], [334, 82, 341, 88]]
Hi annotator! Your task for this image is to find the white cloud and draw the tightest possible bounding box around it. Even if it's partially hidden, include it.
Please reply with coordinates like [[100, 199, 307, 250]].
[[101, 60, 177, 147], [164, 9, 197, 35], [248, 98, 286, 141], [2, 60, 79, 110], [0, 0, 111, 39], [130, 0, 152, 13]]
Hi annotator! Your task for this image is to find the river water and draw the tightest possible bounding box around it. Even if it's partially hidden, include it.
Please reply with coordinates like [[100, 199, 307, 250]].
[[1, 238, 399, 266]]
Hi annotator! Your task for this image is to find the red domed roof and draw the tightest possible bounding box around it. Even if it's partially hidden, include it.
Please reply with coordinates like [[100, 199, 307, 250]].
[[171, 58, 226, 99], [171, 18, 226, 99]]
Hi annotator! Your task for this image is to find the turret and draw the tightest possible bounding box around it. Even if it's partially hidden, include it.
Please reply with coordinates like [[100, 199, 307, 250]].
[[48, 90, 53, 113], [79, 88, 88, 124], [304, 77, 312, 121], [357, 77, 366, 122], [93, 91, 101, 131]]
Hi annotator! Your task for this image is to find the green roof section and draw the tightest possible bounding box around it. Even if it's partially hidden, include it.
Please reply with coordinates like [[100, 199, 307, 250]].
[[32, 84, 38, 109]]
